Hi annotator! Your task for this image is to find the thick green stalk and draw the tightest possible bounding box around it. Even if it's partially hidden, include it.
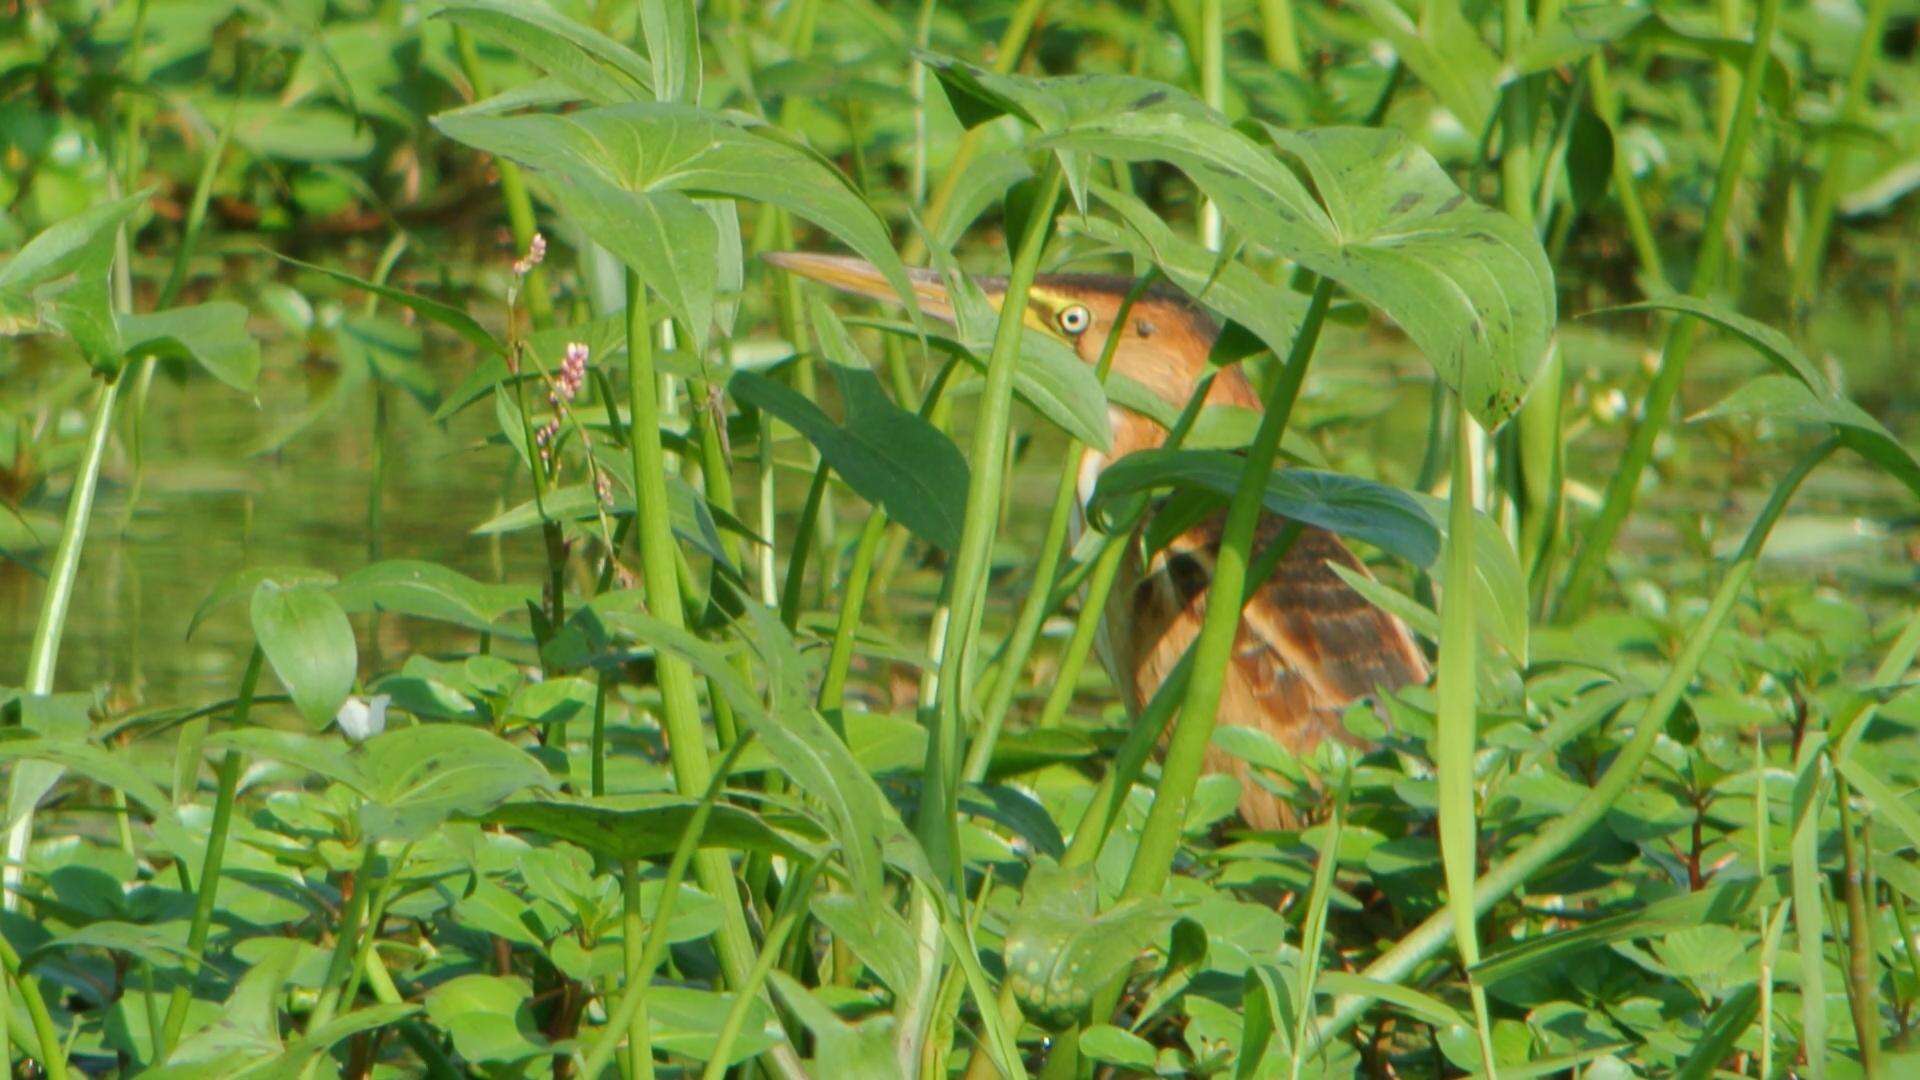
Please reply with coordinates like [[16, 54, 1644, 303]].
[[1558, 0, 1784, 618], [1835, 789, 1882, 1072], [698, 866, 817, 1080], [1048, 280, 1335, 1077], [914, 160, 1064, 882], [1437, 399, 1498, 1076], [1198, 0, 1225, 249], [1258, 0, 1303, 73], [159, 646, 263, 1058], [574, 738, 771, 1080], [1787, 0, 1893, 314], [622, 274, 761, 1005], [0, 933, 62, 1080], [1309, 437, 1837, 1046], [964, 272, 1156, 778], [7, 377, 123, 912], [1117, 276, 1333, 901]]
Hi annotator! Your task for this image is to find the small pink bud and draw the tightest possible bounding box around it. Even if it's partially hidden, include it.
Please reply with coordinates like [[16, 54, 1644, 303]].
[[512, 232, 547, 275]]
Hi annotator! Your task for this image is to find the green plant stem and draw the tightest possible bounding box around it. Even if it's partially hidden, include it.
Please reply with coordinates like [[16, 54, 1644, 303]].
[[1788, 0, 1892, 315], [819, 509, 890, 714], [7, 375, 124, 915], [0, 933, 63, 1080], [1586, 56, 1670, 293], [453, 25, 552, 327], [698, 865, 818, 1080], [1118, 276, 1333, 899], [305, 850, 373, 1037], [1558, 0, 1784, 618], [963, 271, 1155, 778], [575, 737, 765, 1079], [1258, 0, 1303, 73], [1198, 0, 1224, 248], [1052, 278, 1335, 1077], [915, 159, 1065, 884], [1836, 786, 1882, 1073], [361, 948, 461, 1080], [159, 645, 263, 1058], [1437, 396, 1499, 1077], [621, 274, 771, 1050], [621, 862, 655, 1080], [1309, 436, 1838, 1048]]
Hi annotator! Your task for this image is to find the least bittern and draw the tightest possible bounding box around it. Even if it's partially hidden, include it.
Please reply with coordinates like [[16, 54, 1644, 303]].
[[766, 252, 1429, 830]]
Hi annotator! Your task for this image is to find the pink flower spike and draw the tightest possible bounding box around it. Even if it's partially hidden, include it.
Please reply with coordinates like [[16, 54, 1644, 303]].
[[513, 232, 547, 276]]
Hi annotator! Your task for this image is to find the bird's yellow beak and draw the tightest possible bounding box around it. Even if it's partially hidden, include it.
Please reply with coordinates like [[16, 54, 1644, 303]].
[[763, 251, 1062, 339]]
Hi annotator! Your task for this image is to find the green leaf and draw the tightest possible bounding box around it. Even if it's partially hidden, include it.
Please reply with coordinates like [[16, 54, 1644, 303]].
[[481, 796, 807, 863], [250, 582, 357, 728], [1346, 0, 1501, 132], [189, 565, 338, 640], [434, 0, 653, 105], [0, 737, 175, 827], [647, 987, 783, 1064], [114, 303, 260, 392], [546, 174, 718, 353], [639, 0, 700, 104], [809, 893, 918, 998], [1086, 449, 1440, 567], [1597, 296, 1829, 392], [331, 559, 535, 631], [0, 191, 149, 367], [275, 253, 500, 355], [22, 920, 192, 974], [1470, 877, 1778, 985], [942, 62, 1555, 426], [433, 102, 918, 341], [424, 974, 553, 1065], [1697, 375, 1920, 501], [1081, 183, 1308, 362], [1413, 493, 1532, 665], [356, 724, 552, 839], [731, 315, 968, 551], [1004, 860, 1177, 1030], [843, 316, 1112, 451], [1081, 1024, 1158, 1071]]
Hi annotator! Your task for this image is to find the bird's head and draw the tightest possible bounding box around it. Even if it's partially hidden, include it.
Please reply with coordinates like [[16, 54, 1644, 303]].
[[764, 252, 1226, 410]]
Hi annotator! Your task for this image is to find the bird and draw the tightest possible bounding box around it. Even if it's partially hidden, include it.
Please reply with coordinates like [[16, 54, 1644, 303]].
[[764, 251, 1429, 831]]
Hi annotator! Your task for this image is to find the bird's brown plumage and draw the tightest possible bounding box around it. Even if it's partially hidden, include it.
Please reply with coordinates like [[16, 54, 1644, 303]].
[[764, 252, 1431, 831]]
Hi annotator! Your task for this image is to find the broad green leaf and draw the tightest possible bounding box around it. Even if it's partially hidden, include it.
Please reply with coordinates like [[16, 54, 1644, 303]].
[[158, 939, 300, 1070], [424, 974, 552, 1065], [433, 102, 918, 343], [356, 724, 552, 839], [331, 559, 535, 631], [0, 191, 149, 365], [809, 892, 918, 998], [1316, 971, 1467, 1029], [1086, 449, 1440, 567], [250, 582, 357, 728], [251, 1004, 421, 1078], [1080, 183, 1308, 361], [1081, 1024, 1157, 1071], [1698, 375, 1920, 501], [545, 174, 717, 353], [22, 920, 192, 974], [843, 316, 1112, 451], [639, 0, 700, 104], [1598, 296, 1828, 391], [1834, 755, 1920, 855], [767, 971, 899, 1075], [0, 737, 175, 827], [939, 61, 1555, 426], [435, 0, 653, 105], [1003, 860, 1177, 1030], [732, 308, 968, 549], [481, 796, 807, 863], [1409, 492, 1529, 664], [115, 303, 260, 392], [188, 565, 338, 640], [647, 986, 783, 1064]]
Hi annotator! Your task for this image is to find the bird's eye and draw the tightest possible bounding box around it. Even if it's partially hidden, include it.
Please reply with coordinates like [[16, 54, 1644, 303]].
[[1057, 304, 1092, 335]]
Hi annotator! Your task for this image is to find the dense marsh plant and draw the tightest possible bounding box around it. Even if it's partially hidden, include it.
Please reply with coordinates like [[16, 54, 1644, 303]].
[[1, 1, 1918, 1077]]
